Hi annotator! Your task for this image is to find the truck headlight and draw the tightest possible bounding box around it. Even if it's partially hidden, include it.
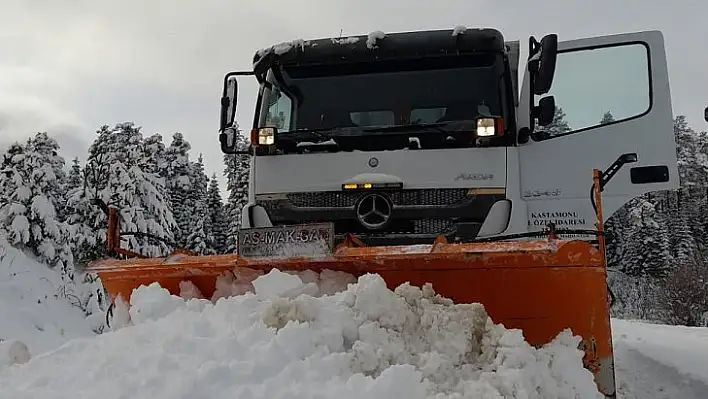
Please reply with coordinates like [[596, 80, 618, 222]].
[[476, 118, 498, 137], [251, 127, 276, 146]]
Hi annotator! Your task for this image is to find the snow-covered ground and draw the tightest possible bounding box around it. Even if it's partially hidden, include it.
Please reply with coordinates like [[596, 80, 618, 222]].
[[0, 241, 95, 358], [0, 246, 706, 398], [613, 319, 708, 398]]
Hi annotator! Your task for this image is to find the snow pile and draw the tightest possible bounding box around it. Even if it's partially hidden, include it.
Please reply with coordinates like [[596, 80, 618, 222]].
[[331, 36, 360, 45], [0, 269, 602, 398], [367, 30, 386, 49], [452, 25, 468, 36], [0, 239, 94, 366], [255, 39, 311, 59]]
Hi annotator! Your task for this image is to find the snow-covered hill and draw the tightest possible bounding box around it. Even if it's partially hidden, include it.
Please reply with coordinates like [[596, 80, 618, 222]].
[[0, 246, 706, 398], [0, 239, 95, 358]]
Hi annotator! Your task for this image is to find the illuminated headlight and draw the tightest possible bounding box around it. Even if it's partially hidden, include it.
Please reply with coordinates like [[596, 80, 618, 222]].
[[476, 118, 496, 137], [258, 127, 275, 145]]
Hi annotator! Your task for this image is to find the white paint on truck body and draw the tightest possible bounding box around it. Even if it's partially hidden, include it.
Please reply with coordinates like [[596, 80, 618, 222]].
[[252, 147, 506, 194]]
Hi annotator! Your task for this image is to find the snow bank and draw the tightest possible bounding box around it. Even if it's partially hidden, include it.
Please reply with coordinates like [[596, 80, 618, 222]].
[[0, 239, 94, 365], [0, 268, 602, 398]]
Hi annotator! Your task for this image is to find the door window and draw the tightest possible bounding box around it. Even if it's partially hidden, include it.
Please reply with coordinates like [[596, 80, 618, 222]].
[[536, 43, 651, 138]]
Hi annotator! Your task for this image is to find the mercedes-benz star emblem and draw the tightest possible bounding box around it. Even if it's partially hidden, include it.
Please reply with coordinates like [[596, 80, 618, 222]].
[[368, 157, 379, 168], [355, 193, 392, 230]]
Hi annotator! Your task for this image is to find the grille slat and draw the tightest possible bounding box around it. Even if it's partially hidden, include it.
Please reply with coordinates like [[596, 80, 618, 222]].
[[286, 189, 468, 208]]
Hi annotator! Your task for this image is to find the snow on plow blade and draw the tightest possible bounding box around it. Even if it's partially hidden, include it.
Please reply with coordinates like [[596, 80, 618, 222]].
[[87, 235, 615, 396]]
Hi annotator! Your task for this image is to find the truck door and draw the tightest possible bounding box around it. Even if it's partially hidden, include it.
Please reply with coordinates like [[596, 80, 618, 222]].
[[518, 30, 679, 236]]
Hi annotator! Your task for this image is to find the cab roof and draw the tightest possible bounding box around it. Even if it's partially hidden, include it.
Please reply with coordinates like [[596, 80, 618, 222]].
[[252, 28, 508, 76]]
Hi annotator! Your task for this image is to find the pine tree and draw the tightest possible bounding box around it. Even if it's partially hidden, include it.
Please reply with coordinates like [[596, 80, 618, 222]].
[[207, 173, 228, 253], [0, 133, 74, 280], [599, 111, 615, 125], [620, 196, 671, 278], [184, 154, 210, 255], [70, 122, 177, 258], [669, 189, 698, 265], [674, 115, 707, 187], [66, 158, 83, 192], [143, 133, 166, 176], [163, 132, 193, 248], [543, 106, 572, 136], [223, 123, 251, 253]]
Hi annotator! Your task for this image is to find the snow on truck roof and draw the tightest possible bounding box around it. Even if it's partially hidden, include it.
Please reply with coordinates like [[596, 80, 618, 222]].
[[252, 27, 509, 73]]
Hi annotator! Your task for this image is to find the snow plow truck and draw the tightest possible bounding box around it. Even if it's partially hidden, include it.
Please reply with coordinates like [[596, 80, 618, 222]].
[[87, 27, 679, 398]]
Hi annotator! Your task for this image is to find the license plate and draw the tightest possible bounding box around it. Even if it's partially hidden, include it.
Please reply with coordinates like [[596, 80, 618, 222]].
[[237, 222, 335, 258]]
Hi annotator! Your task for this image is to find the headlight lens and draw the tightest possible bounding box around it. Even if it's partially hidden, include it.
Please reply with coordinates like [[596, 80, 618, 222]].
[[476, 118, 497, 137], [258, 127, 275, 145]]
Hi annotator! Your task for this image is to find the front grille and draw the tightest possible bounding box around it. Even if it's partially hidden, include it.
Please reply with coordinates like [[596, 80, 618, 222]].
[[255, 188, 500, 243], [286, 188, 469, 208], [413, 219, 455, 234], [333, 218, 456, 236]]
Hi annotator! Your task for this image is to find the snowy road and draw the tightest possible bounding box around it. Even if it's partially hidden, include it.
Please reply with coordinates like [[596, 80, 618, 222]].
[[612, 319, 708, 398]]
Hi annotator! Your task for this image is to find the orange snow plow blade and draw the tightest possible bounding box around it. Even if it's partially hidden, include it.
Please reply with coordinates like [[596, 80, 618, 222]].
[[85, 170, 615, 396], [88, 238, 614, 393]]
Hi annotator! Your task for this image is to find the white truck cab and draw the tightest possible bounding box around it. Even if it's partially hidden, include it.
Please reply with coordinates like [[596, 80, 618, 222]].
[[220, 28, 679, 248]]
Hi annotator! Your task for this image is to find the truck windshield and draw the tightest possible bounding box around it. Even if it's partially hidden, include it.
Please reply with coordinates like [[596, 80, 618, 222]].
[[258, 53, 508, 150]]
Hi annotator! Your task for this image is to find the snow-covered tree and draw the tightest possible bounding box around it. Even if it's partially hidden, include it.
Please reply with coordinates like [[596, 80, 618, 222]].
[[599, 111, 615, 125], [619, 196, 671, 278], [69, 122, 177, 259], [163, 132, 193, 248], [66, 158, 83, 192], [0, 133, 74, 280], [654, 250, 708, 326], [143, 133, 166, 176], [184, 154, 210, 255], [543, 106, 572, 136], [223, 123, 251, 253], [674, 115, 708, 187], [206, 173, 228, 253]]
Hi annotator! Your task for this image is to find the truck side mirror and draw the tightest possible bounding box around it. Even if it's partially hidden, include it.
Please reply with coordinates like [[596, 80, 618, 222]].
[[704, 106, 708, 123], [534, 96, 555, 126], [219, 70, 256, 155], [220, 75, 238, 131], [528, 34, 558, 95]]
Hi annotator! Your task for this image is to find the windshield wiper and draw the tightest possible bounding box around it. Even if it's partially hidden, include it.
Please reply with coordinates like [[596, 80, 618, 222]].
[[281, 127, 336, 141], [278, 120, 479, 143], [362, 120, 477, 134], [362, 122, 448, 134]]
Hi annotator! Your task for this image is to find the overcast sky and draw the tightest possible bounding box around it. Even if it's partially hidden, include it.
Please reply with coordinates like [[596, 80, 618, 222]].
[[1, 0, 707, 195]]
